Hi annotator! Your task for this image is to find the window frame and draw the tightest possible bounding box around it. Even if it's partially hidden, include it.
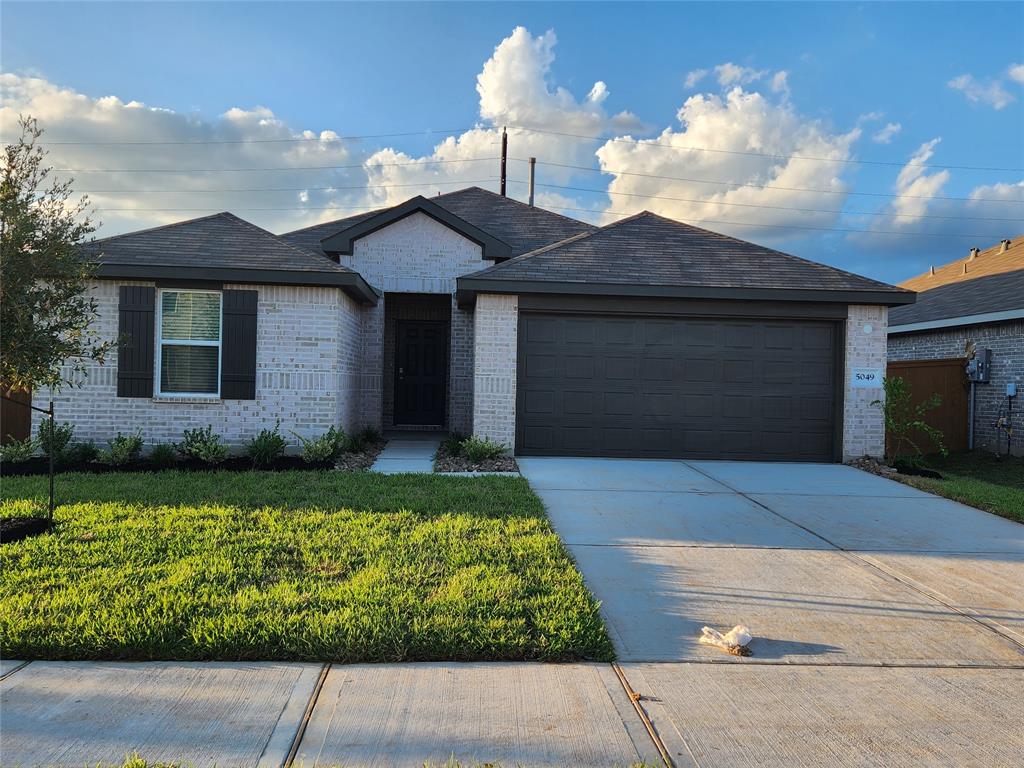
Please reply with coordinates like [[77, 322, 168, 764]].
[[154, 288, 223, 399]]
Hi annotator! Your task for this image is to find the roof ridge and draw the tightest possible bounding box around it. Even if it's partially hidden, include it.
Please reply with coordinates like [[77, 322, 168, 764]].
[[89, 211, 230, 247], [222, 212, 353, 271], [901, 234, 1023, 286], [279, 206, 390, 237], [435, 185, 597, 229]]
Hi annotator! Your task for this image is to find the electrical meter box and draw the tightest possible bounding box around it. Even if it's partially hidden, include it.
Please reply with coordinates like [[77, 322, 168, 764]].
[[966, 348, 992, 382]]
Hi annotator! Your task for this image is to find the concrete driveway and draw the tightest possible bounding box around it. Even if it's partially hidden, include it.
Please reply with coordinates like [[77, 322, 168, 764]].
[[519, 457, 1024, 766]]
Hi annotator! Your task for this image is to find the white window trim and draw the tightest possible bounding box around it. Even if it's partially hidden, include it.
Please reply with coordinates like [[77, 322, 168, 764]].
[[155, 288, 223, 399]]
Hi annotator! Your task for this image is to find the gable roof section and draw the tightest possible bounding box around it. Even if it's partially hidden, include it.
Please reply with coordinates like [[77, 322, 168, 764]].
[[319, 195, 514, 261], [90, 212, 378, 304], [279, 187, 595, 259], [900, 235, 1023, 292], [888, 269, 1024, 332], [457, 211, 915, 306]]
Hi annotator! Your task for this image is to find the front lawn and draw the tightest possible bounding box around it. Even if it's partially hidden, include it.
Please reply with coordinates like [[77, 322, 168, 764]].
[[0, 471, 612, 662], [899, 452, 1024, 524]]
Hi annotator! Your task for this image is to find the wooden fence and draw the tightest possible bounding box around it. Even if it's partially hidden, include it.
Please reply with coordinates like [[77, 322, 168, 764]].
[[1, 388, 33, 444], [885, 358, 968, 454]]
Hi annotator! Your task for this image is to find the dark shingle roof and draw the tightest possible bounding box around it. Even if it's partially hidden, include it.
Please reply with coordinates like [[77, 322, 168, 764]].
[[889, 269, 1024, 327], [90, 212, 377, 302], [279, 187, 594, 258], [460, 211, 913, 304]]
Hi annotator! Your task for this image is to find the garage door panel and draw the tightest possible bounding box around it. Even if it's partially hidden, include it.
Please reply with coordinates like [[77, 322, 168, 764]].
[[518, 313, 837, 461]]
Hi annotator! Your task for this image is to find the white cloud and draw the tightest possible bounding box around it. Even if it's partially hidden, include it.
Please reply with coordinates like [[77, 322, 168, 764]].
[[872, 122, 902, 144], [888, 139, 951, 222], [684, 68, 708, 89], [1008, 63, 1024, 84], [594, 86, 860, 238], [769, 71, 790, 96], [948, 73, 1015, 109], [714, 62, 767, 87]]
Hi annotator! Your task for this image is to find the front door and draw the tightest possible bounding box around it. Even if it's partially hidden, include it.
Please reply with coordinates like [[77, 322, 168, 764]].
[[395, 320, 447, 426]]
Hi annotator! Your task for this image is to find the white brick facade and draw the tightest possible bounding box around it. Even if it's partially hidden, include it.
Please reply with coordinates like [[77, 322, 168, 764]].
[[842, 304, 889, 460], [471, 294, 518, 450], [32, 280, 362, 448]]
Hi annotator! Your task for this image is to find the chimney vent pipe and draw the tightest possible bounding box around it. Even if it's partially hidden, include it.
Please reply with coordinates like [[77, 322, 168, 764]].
[[968, 247, 980, 260], [528, 157, 536, 206], [999, 239, 1011, 253]]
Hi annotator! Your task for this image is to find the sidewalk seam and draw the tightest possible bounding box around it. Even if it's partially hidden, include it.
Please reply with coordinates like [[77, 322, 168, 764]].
[[612, 662, 677, 768], [283, 662, 331, 768]]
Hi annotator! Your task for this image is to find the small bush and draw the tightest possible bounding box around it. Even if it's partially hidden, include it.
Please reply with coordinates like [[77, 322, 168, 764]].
[[0, 437, 40, 463], [99, 432, 144, 466], [459, 436, 507, 463], [37, 418, 74, 458], [148, 443, 178, 469], [65, 440, 99, 464], [176, 425, 229, 465], [247, 421, 287, 467], [441, 432, 466, 457], [293, 426, 347, 463]]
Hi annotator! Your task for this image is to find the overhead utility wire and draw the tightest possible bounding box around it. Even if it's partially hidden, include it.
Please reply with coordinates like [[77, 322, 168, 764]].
[[52, 157, 499, 173], [516, 157, 1024, 205], [507, 125, 1024, 172], [38, 128, 476, 146]]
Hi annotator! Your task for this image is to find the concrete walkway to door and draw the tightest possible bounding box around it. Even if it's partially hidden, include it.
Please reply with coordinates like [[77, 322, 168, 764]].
[[519, 457, 1024, 766]]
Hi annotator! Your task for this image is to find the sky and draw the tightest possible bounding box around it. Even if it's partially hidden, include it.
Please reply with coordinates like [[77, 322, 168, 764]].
[[2, 1, 1023, 285]]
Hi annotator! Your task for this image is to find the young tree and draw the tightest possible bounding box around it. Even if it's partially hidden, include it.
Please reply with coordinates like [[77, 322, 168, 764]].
[[1, 116, 113, 392], [872, 376, 947, 465]]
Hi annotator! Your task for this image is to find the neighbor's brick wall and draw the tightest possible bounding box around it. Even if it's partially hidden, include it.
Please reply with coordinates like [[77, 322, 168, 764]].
[[472, 293, 518, 450], [843, 305, 888, 461], [32, 280, 361, 448], [348, 212, 483, 431], [888, 319, 1023, 455]]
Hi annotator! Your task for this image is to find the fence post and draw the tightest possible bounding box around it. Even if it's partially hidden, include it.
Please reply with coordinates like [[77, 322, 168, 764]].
[[48, 400, 55, 521]]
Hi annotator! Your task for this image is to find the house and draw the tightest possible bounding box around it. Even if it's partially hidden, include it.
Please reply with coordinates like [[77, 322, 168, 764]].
[[888, 236, 1023, 456], [33, 187, 915, 462]]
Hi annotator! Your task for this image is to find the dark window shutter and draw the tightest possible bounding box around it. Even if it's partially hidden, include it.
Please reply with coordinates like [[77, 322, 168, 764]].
[[221, 289, 258, 400], [117, 286, 155, 398]]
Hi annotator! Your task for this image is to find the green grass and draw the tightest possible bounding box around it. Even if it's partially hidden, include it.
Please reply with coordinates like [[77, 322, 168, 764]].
[[898, 452, 1024, 524], [0, 471, 613, 662]]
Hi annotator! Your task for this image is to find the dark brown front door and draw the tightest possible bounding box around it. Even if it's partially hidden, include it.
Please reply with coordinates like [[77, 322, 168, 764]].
[[395, 321, 446, 426]]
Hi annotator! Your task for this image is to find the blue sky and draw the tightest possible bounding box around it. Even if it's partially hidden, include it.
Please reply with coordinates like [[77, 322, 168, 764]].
[[3, 1, 1023, 284]]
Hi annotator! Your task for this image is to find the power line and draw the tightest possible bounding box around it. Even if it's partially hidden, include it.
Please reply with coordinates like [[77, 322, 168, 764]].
[[39, 128, 476, 146], [518, 157, 1024, 204], [508, 125, 1024, 172], [507, 180, 1024, 223], [76, 179, 495, 194], [545, 205, 999, 239], [52, 156, 499, 173]]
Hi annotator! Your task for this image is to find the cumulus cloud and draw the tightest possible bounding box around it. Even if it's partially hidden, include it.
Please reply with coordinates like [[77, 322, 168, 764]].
[[872, 122, 902, 144], [888, 139, 951, 221], [948, 73, 1015, 109], [593, 86, 860, 239], [684, 68, 708, 89], [714, 63, 768, 87], [1010, 63, 1024, 84]]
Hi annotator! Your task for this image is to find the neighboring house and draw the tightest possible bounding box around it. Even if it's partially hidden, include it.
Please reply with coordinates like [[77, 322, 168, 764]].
[[33, 186, 914, 462], [888, 236, 1023, 456]]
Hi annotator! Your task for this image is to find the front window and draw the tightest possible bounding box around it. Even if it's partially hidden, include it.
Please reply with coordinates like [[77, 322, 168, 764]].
[[156, 290, 222, 397]]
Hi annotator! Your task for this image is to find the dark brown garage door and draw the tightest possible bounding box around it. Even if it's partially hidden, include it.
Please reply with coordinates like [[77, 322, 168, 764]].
[[517, 313, 839, 461]]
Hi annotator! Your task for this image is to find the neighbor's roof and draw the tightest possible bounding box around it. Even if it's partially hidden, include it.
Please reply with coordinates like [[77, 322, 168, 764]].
[[458, 211, 915, 306], [888, 236, 1024, 332], [90, 212, 378, 303], [280, 186, 595, 258]]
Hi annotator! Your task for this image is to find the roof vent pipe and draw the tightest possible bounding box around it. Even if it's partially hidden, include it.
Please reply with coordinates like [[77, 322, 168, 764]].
[[962, 262, 969, 275], [968, 247, 980, 260], [528, 157, 536, 206], [999, 239, 1012, 253], [929, 265, 935, 276]]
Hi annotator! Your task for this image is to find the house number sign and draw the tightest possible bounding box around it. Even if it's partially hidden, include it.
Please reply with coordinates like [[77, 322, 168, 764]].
[[850, 367, 882, 388]]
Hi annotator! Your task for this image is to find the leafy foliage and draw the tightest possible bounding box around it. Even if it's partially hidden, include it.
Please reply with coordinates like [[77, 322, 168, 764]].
[[148, 443, 178, 469], [0, 437, 39, 463], [459, 436, 507, 463], [1, 116, 114, 391], [292, 426, 347, 463], [65, 440, 98, 464], [441, 432, 467, 457], [246, 421, 288, 467], [176, 425, 229, 465], [98, 432, 144, 466], [873, 376, 947, 464], [37, 417, 74, 458]]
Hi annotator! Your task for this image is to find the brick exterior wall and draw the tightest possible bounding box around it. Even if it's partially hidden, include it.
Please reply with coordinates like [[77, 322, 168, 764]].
[[842, 305, 889, 461], [31, 280, 362, 449], [346, 212, 484, 432], [888, 319, 1023, 455], [471, 294, 518, 450]]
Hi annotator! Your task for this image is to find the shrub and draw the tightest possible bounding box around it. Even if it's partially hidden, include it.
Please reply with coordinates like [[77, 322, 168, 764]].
[[872, 376, 947, 465], [148, 443, 178, 469], [65, 440, 98, 464], [176, 425, 229, 465], [37, 418, 74, 459], [99, 432, 144, 466], [247, 421, 287, 467], [459, 436, 507, 463], [0, 437, 40, 463], [293, 426, 347, 464], [441, 432, 465, 457]]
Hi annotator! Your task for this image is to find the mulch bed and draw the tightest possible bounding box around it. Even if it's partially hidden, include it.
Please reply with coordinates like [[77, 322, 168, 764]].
[[846, 455, 943, 480], [433, 442, 518, 473], [335, 438, 387, 471], [1, 516, 54, 544]]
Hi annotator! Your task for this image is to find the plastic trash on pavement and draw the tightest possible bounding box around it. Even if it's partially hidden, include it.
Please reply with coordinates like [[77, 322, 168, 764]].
[[699, 624, 753, 656]]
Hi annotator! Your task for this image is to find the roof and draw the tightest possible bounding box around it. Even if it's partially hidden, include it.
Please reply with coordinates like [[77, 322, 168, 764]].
[[90, 212, 378, 303], [889, 236, 1024, 332], [279, 186, 595, 259], [457, 211, 915, 306], [900, 235, 1023, 292]]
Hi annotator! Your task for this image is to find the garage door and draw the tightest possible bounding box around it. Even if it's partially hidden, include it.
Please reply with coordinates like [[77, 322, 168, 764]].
[[517, 313, 839, 461]]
